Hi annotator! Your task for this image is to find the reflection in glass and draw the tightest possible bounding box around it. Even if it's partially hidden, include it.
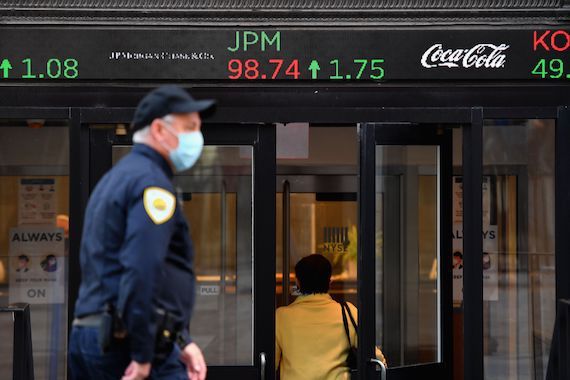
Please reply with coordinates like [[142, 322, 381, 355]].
[[376, 145, 439, 367], [276, 194, 357, 307], [0, 124, 69, 379], [482, 120, 555, 380], [275, 126, 359, 309], [113, 144, 254, 366]]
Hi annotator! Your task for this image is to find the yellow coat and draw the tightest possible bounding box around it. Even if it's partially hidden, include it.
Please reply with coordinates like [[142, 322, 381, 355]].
[[275, 293, 386, 380]]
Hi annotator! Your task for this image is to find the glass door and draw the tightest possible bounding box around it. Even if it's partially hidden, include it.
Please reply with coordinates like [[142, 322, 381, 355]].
[[358, 123, 452, 379], [276, 126, 359, 309], [0, 112, 71, 380], [87, 122, 275, 380]]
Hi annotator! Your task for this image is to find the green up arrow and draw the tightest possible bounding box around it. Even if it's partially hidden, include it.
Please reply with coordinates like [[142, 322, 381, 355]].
[[0, 59, 13, 79], [308, 60, 321, 80]]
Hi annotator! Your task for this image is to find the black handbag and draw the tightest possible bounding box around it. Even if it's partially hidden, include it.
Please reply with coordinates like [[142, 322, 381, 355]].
[[340, 301, 358, 379]]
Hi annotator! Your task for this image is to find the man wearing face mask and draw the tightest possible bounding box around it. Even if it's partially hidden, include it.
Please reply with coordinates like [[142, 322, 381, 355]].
[[69, 86, 215, 380]]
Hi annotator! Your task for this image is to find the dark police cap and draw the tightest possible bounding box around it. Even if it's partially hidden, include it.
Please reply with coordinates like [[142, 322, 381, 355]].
[[131, 85, 216, 131]]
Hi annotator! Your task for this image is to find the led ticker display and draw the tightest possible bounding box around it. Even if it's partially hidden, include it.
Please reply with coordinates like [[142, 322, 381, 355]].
[[225, 58, 384, 80], [224, 31, 385, 80], [227, 59, 301, 79], [0, 27, 568, 82], [530, 30, 570, 79], [0, 58, 79, 79]]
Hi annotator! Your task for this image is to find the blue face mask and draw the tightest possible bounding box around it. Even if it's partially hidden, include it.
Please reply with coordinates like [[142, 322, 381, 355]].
[[163, 125, 204, 172]]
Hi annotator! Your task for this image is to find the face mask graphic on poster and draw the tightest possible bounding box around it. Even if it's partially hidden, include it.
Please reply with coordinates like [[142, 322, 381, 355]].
[[452, 176, 499, 304], [9, 178, 65, 304]]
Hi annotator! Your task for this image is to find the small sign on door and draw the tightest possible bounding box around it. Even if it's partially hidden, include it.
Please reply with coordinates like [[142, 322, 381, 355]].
[[199, 285, 220, 296]]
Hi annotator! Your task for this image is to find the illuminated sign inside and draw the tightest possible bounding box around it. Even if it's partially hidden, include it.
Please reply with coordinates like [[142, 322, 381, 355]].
[[0, 27, 567, 82]]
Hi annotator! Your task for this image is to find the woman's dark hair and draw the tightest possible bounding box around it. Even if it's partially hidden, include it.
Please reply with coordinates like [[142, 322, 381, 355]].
[[295, 254, 332, 294]]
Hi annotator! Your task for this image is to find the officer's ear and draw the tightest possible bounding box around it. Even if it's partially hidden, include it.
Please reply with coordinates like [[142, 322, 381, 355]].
[[149, 118, 170, 143]]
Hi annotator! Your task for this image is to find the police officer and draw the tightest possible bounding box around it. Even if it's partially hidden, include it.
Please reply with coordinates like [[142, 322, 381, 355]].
[[69, 86, 215, 380]]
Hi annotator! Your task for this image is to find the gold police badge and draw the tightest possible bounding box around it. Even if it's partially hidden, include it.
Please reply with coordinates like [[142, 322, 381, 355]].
[[143, 187, 175, 224]]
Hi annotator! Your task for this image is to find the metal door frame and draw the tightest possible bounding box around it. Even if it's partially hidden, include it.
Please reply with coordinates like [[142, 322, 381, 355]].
[[74, 108, 276, 379], [359, 122, 453, 379], [0, 107, 78, 322], [0, 107, 73, 380], [1, 103, 568, 380], [358, 106, 570, 380]]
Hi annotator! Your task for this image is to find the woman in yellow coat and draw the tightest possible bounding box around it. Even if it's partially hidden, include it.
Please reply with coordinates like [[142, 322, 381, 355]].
[[276, 254, 386, 380]]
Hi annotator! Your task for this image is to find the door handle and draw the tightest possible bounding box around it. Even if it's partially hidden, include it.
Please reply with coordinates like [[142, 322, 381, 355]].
[[370, 358, 386, 380], [282, 180, 291, 305], [260, 352, 267, 380]]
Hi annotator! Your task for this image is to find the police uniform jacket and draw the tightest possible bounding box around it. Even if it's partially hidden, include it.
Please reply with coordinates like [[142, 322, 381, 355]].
[[74, 143, 195, 363]]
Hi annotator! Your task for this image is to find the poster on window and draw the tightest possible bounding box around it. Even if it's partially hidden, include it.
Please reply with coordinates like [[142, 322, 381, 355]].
[[18, 178, 56, 225], [8, 226, 65, 304], [452, 176, 499, 303], [453, 177, 492, 225]]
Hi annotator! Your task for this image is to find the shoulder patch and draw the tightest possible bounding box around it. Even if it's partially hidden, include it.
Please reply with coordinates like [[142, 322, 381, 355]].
[[143, 187, 176, 225]]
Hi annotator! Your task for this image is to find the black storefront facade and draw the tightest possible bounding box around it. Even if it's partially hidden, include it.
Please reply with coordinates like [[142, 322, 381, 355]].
[[0, 1, 569, 380]]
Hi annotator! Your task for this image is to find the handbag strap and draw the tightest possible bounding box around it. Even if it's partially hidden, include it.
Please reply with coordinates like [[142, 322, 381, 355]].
[[340, 302, 352, 347], [343, 302, 358, 334]]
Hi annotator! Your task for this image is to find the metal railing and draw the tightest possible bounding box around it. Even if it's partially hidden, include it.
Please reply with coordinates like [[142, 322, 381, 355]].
[[0, 303, 34, 380]]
